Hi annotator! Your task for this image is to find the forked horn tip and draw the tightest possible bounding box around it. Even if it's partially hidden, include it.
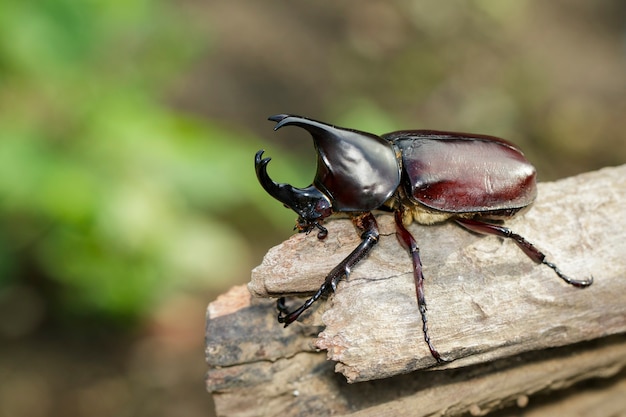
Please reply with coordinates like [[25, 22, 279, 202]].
[[255, 150, 271, 167], [268, 114, 292, 131], [268, 114, 289, 123], [575, 275, 594, 288], [268, 114, 310, 131]]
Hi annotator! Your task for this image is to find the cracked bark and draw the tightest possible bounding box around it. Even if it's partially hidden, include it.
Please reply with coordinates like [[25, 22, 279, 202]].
[[206, 164, 626, 417]]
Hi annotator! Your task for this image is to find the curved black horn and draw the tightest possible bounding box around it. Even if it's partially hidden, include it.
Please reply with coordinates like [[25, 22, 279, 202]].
[[254, 150, 329, 221], [267, 114, 401, 212], [255, 150, 298, 204]]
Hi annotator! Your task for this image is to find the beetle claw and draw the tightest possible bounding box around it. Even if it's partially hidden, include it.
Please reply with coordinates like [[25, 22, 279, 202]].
[[276, 297, 288, 313], [542, 259, 594, 287], [315, 223, 328, 239]]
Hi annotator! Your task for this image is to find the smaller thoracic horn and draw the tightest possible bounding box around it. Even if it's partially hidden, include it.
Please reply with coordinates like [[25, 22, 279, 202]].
[[268, 114, 401, 211], [255, 150, 330, 224]]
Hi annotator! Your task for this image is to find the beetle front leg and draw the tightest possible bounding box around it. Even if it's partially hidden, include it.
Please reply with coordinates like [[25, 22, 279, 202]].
[[394, 210, 443, 363], [277, 212, 380, 326], [455, 218, 593, 287]]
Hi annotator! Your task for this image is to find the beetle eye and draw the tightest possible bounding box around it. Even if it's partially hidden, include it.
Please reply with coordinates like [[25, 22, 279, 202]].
[[315, 198, 332, 217]]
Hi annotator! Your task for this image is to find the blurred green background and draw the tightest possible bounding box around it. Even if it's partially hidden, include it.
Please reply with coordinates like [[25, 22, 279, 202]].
[[0, 1, 624, 416]]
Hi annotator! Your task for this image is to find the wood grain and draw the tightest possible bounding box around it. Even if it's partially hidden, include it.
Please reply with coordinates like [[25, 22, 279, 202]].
[[207, 164, 626, 416]]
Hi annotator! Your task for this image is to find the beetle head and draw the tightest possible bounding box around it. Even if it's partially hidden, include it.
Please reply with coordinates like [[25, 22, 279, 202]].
[[255, 150, 332, 238], [256, 114, 401, 237]]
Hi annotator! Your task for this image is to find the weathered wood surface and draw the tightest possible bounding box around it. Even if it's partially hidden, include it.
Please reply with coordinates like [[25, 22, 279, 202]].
[[207, 286, 626, 417], [206, 164, 626, 416], [249, 164, 626, 381]]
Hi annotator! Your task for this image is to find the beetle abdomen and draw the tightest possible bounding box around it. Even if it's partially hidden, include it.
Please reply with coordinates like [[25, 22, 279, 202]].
[[389, 132, 537, 214]]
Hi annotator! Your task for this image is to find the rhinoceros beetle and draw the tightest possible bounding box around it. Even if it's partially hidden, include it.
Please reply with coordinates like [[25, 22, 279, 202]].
[[255, 114, 592, 362]]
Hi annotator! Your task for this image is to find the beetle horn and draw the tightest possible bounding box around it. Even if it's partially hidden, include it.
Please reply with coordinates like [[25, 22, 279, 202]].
[[255, 150, 329, 222], [268, 114, 401, 212], [255, 149, 301, 206]]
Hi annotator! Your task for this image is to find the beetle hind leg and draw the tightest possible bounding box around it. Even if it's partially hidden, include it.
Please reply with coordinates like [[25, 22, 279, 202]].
[[455, 218, 593, 288], [394, 210, 444, 363]]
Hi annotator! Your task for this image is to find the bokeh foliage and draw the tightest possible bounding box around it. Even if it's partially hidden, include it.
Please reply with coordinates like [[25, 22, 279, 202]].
[[0, 0, 303, 324], [0, 1, 624, 416], [0, 0, 623, 330]]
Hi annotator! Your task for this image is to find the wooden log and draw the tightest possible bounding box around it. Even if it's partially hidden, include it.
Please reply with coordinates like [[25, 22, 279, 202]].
[[206, 164, 626, 416]]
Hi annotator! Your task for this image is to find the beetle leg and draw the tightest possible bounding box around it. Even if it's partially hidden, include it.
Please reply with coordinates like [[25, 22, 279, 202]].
[[277, 212, 380, 326], [394, 210, 444, 363], [455, 218, 593, 287]]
